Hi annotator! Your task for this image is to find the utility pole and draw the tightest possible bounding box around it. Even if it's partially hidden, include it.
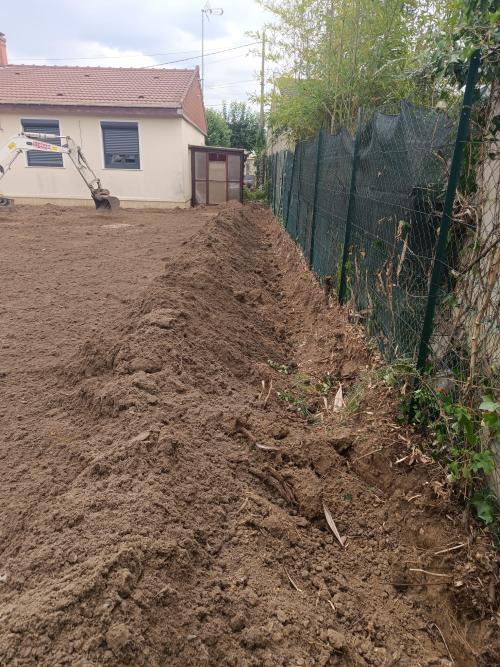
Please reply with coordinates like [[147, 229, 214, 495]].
[[260, 30, 266, 129], [201, 8, 205, 94], [257, 30, 266, 189], [201, 2, 223, 96]]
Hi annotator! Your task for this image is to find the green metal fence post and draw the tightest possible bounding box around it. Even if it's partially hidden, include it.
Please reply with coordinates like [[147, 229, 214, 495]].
[[271, 153, 277, 213], [274, 153, 280, 215], [275, 152, 280, 215], [338, 108, 363, 304], [309, 129, 325, 267], [278, 151, 286, 220], [267, 154, 271, 209], [416, 50, 481, 372], [284, 148, 297, 230], [295, 142, 304, 241]]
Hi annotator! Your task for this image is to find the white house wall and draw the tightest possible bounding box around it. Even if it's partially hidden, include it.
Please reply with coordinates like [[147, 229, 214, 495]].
[[181, 118, 206, 202], [0, 112, 205, 208]]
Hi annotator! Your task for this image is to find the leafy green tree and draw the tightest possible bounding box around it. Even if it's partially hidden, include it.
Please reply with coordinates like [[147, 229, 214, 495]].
[[205, 109, 231, 147], [223, 102, 261, 151], [257, 0, 481, 139], [411, 0, 499, 92]]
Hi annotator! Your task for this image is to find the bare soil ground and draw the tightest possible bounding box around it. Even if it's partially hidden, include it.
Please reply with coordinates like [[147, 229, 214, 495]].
[[0, 203, 497, 666]]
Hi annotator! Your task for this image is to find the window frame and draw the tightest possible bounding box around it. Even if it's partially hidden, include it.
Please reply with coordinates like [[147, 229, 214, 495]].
[[100, 121, 141, 170], [21, 118, 63, 168]]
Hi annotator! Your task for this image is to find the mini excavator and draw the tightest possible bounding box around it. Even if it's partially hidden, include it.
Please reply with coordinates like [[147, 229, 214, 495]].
[[0, 133, 120, 210]]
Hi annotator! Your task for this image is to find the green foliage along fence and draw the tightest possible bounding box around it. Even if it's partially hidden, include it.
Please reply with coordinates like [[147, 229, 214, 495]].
[[271, 100, 457, 364]]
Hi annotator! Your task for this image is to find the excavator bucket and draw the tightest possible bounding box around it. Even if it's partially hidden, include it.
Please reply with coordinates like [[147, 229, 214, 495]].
[[93, 195, 120, 211], [92, 188, 120, 211]]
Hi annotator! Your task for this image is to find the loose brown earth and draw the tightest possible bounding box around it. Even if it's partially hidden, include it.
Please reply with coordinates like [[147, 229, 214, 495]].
[[0, 203, 497, 667]]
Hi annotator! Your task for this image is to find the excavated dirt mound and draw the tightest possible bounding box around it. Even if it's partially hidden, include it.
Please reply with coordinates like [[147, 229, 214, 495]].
[[0, 204, 498, 666]]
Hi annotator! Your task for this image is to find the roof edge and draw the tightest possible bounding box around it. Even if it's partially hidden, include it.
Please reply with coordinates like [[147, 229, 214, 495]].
[[0, 102, 182, 117], [0, 101, 207, 134], [182, 113, 207, 136], [188, 145, 245, 153], [3, 63, 199, 73], [181, 67, 207, 135]]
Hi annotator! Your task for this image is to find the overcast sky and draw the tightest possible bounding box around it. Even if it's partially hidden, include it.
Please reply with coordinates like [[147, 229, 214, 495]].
[[2, 0, 271, 111]]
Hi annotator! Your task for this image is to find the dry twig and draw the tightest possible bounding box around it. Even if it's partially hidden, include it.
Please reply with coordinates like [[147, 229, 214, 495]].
[[434, 543, 466, 556], [263, 379, 273, 408], [323, 502, 347, 547], [285, 569, 303, 592], [429, 622, 454, 664], [409, 568, 451, 578]]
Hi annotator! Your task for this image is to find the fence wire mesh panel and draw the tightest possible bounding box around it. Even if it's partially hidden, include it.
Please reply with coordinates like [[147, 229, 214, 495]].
[[312, 129, 353, 281], [427, 87, 499, 403], [269, 93, 498, 393], [269, 100, 458, 363], [281, 151, 294, 230], [273, 150, 287, 221], [286, 143, 302, 239], [268, 154, 274, 214], [348, 102, 456, 361], [296, 136, 319, 258]]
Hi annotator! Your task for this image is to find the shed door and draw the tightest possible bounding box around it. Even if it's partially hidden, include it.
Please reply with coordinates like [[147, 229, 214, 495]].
[[192, 149, 242, 205], [208, 152, 227, 205], [227, 154, 242, 201]]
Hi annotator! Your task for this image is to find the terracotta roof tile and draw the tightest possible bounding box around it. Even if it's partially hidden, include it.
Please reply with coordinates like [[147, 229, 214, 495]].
[[0, 64, 197, 108]]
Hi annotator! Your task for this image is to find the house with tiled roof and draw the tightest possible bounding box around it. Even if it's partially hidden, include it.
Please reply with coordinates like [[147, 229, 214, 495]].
[[0, 33, 208, 207]]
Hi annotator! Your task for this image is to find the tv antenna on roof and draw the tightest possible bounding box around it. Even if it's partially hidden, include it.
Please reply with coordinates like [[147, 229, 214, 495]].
[[201, 2, 224, 95]]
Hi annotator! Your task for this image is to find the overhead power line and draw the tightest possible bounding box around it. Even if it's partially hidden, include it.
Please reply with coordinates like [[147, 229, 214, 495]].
[[205, 100, 259, 109], [205, 78, 259, 89], [147, 41, 260, 68], [16, 41, 260, 65]]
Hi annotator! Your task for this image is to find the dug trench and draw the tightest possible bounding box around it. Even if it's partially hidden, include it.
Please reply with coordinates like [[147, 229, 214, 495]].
[[0, 204, 497, 666]]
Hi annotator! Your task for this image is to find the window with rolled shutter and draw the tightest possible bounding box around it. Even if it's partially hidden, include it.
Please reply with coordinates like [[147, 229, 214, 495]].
[[101, 121, 140, 169], [21, 119, 63, 167]]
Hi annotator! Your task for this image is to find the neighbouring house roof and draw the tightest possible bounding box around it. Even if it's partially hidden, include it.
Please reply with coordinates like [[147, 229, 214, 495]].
[[0, 64, 207, 134]]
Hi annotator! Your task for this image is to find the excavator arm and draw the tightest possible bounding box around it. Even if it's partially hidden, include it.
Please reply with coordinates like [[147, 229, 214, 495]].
[[0, 133, 119, 210]]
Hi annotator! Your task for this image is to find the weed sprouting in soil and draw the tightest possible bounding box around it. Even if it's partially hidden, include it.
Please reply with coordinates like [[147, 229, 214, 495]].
[[267, 358, 293, 375], [277, 388, 313, 417], [336, 355, 499, 528], [275, 369, 337, 421], [382, 359, 499, 528], [343, 368, 380, 415], [244, 186, 268, 203]]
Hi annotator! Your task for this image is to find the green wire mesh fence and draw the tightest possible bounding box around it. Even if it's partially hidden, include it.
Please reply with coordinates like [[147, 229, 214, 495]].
[[271, 100, 458, 363], [269, 67, 499, 492], [350, 103, 457, 362], [268, 81, 499, 406]]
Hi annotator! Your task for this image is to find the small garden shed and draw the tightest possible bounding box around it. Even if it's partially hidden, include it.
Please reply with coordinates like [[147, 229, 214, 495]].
[[190, 145, 245, 205]]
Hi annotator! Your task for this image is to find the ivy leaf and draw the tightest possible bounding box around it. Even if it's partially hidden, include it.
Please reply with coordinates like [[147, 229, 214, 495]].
[[470, 495, 496, 525], [483, 411, 500, 432], [479, 396, 499, 412], [469, 451, 494, 475], [464, 419, 478, 446]]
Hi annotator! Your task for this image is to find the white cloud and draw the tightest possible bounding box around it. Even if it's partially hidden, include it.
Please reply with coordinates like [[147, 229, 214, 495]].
[[14, 42, 158, 68]]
